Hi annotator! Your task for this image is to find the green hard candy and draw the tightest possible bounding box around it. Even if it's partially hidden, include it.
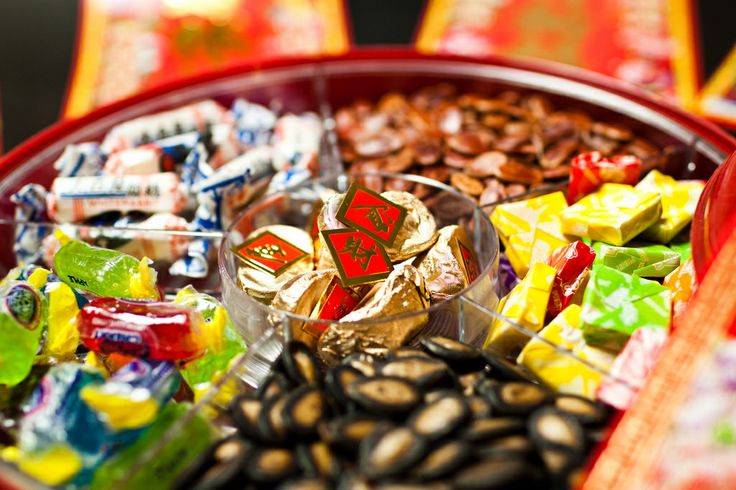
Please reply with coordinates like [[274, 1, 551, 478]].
[[53, 239, 145, 299]]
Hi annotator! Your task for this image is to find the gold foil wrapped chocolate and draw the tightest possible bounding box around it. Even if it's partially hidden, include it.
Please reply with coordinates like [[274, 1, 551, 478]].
[[235, 225, 314, 302], [318, 189, 438, 263], [416, 225, 475, 301], [269, 269, 338, 348], [317, 264, 431, 364], [382, 191, 438, 261]]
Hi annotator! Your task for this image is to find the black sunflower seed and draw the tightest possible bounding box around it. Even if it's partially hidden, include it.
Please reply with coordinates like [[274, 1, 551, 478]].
[[486, 382, 550, 415], [319, 414, 383, 452], [529, 407, 586, 454], [230, 394, 264, 440], [407, 392, 469, 440], [411, 439, 472, 481], [346, 376, 421, 415], [475, 434, 535, 459], [358, 425, 428, 480], [297, 441, 341, 481], [325, 365, 364, 407], [553, 394, 609, 426], [246, 447, 299, 484], [283, 386, 328, 437], [283, 341, 321, 386], [172, 436, 249, 490], [452, 458, 532, 490], [460, 417, 526, 442], [379, 356, 450, 389], [421, 337, 484, 373]]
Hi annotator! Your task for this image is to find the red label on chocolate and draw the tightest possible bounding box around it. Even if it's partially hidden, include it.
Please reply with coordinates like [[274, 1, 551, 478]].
[[232, 231, 309, 276], [336, 183, 407, 246], [316, 279, 361, 321], [321, 229, 393, 286], [457, 240, 480, 283]]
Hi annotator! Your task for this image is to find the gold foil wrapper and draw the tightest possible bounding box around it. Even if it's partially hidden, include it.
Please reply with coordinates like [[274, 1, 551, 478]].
[[317, 190, 438, 263], [237, 225, 314, 302], [317, 264, 431, 364], [382, 191, 438, 261], [269, 269, 337, 349], [416, 225, 473, 301]]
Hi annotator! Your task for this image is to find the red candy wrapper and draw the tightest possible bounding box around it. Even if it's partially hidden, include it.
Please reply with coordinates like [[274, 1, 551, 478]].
[[545, 240, 596, 322], [567, 151, 642, 203], [79, 297, 205, 361], [596, 327, 669, 410]]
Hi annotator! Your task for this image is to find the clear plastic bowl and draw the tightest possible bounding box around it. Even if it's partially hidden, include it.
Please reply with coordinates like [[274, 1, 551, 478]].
[[219, 171, 500, 350]]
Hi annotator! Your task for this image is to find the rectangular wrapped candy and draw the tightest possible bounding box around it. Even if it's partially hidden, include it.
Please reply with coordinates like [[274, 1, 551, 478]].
[[484, 261, 557, 355], [48, 173, 187, 223], [490, 191, 570, 278], [635, 170, 704, 243], [593, 241, 681, 278], [518, 305, 616, 399], [560, 183, 661, 246], [567, 151, 641, 203], [545, 240, 596, 321], [581, 264, 671, 351]]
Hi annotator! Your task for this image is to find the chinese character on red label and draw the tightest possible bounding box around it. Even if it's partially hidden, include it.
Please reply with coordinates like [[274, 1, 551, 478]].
[[314, 277, 362, 322], [457, 239, 480, 283], [321, 229, 393, 286], [232, 231, 309, 276], [336, 183, 408, 246]]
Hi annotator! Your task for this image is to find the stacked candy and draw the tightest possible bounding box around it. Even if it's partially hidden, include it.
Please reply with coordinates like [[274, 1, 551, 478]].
[[230, 182, 489, 365], [487, 159, 704, 408], [12, 99, 324, 278], [0, 233, 246, 487]]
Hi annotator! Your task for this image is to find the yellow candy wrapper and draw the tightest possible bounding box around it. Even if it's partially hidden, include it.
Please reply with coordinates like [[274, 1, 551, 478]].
[[560, 183, 662, 246], [484, 262, 557, 355], [518, 305, 616, 399], [490, 191, 570, 277], [635, 170, 704, 243], [42, 282, 80, 360]]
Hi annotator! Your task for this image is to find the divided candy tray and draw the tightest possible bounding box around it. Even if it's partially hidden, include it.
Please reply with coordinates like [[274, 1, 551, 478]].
[[0, 50, 734, 489]]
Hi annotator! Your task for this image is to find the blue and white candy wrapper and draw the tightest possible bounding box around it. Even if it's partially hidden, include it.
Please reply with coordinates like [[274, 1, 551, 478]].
[[11, 184, 49, 265], [231, 98, 276, 147], [271, 113, 322, 172], [181, 143, 214, 191], [171, 147, 273, 278], [267, 167, 313, 194], [53, 143, 105, 178], [153, 131, 201, 163]]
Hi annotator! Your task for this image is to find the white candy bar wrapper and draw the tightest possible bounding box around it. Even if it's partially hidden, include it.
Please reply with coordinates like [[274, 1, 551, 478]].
[[114, 213, 191, 262], [11, 184, 49, 264], [47, 172, 187, 222], [53, 143, 105, 177], [101, 100, 230, 153], [272, 113, 322, 172], [103, 145, 162, 175], [231, 98, 276, 148]]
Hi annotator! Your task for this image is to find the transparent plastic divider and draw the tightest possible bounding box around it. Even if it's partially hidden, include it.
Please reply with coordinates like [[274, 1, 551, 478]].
[[459, 295, 635, 394]]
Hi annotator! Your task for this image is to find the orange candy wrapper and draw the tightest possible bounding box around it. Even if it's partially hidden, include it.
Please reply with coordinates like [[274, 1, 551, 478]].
[[663, 258, 697, 329]]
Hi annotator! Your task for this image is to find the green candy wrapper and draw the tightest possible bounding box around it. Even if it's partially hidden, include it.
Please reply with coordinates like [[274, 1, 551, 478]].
[[581, 265, 671, 351], [593, 242, 681, 278], [668, 236, 692, 262]]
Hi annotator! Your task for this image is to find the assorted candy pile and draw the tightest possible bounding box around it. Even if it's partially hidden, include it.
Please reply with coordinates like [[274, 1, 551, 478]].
[[337, 85, 665, 205], [486, 157, 704, 408], [12, 99, 323, 278], [231, 181, 488, 365], [177, 338, 612, 490], [0, 233, 246, 487]]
